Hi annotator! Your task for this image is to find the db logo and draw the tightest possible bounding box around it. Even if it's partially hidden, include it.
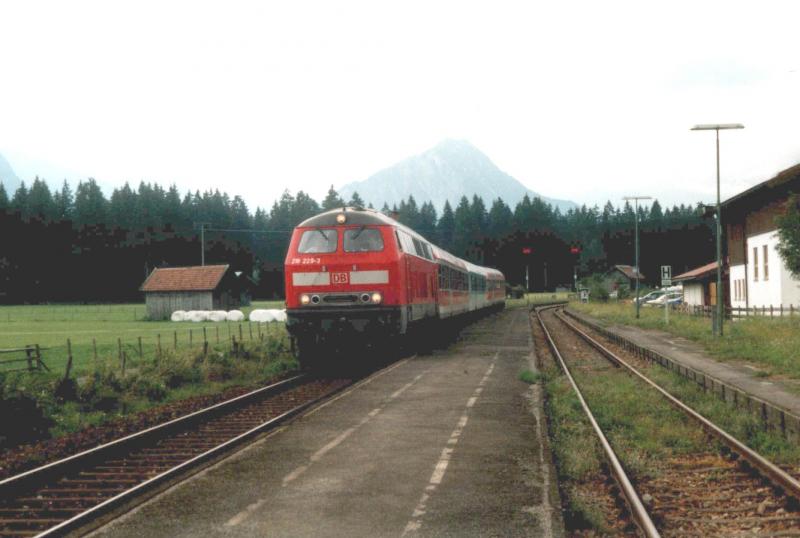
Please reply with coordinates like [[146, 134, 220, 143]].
[[332, 272, 349, 284]]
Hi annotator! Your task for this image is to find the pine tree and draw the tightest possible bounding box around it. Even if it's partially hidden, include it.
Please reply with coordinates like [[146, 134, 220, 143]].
[[437, 201, 455, 250], [419, 202, 438, 238], [53, 180, 74, 221], [348, 191, 365, 208], [27, 177, 56, 220], [321, 185, 345, 210], [488, 198, 513, 239], [11, 181, 29, 216], [0, 182, 8, 211], [73, 179, 108, 226]]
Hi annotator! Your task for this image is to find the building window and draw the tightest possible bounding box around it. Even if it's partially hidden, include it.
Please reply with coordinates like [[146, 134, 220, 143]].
[[753, 247, 758, 281], [736, 279, 740, 301], [763, 245, 769, 281]]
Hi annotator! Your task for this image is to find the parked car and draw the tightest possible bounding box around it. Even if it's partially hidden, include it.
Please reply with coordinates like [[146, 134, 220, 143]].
[[633, 290, 664, 305], [646, 292, 682, 306]]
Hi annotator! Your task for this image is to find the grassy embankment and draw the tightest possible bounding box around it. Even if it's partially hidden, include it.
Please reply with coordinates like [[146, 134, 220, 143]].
[[0, 301, 296, 448], [529, 311, 800, 533], [505, 292, 571, 309], [0, 301, 285, 375], [571, 301, 800, 381]]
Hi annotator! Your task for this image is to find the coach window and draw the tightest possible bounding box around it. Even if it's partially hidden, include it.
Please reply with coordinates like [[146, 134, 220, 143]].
[[298, 229, 338, 253], [344, 228, 384, 252], [421, 243, 433, 260]]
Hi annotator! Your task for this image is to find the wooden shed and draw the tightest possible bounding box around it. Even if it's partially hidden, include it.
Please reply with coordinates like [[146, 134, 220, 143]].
[[140, 264, 243, 320]]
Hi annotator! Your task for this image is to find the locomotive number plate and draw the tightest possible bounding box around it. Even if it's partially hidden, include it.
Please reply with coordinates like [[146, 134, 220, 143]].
[[332, 272, 349, 284]]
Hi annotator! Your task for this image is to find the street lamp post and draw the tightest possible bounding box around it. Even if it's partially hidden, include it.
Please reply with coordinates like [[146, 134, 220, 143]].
[[691, 123, 744, 337], [623, 196, 652, 319]]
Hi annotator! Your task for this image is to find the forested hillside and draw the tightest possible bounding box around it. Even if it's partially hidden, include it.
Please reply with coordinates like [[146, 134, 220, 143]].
[[0, 178, 713, 302]]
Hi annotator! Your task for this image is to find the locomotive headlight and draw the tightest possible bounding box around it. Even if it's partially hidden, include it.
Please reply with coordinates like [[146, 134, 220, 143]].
[[336, 213, 346, 224], [300, 294, 311, 305], [371, 292, 382, 304]]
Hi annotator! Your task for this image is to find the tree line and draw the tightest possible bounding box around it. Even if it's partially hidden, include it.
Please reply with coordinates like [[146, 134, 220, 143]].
[[0, 177, 714, 302]]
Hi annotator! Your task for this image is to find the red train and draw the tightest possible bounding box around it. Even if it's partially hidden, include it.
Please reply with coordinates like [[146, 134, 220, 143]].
[[284, 207, 505, 367]]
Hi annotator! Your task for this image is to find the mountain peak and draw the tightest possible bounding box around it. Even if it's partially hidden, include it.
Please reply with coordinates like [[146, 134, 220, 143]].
[[339, 140, 575, 212]]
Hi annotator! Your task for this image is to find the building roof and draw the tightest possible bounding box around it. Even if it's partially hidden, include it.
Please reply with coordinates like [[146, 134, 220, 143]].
[[721, 162, 800, 212], [611, 265, 645, 280], [672, 261, 717, 283], [140, 265, 230, 292]]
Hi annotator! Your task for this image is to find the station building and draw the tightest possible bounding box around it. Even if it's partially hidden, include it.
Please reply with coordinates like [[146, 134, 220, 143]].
[[723, 163, 800, 309]]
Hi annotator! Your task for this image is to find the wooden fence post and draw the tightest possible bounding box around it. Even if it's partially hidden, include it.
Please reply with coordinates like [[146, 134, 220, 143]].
[[118, 337, 123, 364], [239, 324, 243, 343], [157, 333, 162, 358], [249, 323, 253, 341], [257, 323, 262, 341], [25, 346, 33, 371], [35, 344, 48, 371], [93, 338, 98, 361], [174, 330, 178, 350], [138, 336, 143, 360], [203, 327, 208, 347], [216, 326, 220, 343], [190, 329, 193, 348], [64, 338, 73, 382]]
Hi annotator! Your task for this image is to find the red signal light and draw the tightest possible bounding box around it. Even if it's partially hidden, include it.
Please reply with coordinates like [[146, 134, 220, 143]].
[[570, 247, 580, 254], [522, 247, 532, 255]]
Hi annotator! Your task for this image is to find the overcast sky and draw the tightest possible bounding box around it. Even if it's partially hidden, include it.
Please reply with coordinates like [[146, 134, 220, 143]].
[[1, 0, 799, 210]]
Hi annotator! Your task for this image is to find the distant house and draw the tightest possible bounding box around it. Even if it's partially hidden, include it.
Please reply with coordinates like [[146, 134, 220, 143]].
[[673, 261, 718, 307], [723, 163, 800, 309], [140, 264, 247, 320], [604, 264, 645, 293]]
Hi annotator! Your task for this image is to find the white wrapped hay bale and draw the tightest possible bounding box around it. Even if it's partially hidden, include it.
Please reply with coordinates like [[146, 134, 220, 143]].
[[187, 310, 208, 322], [208, 310, 228, 322], [248, 309, 274, 323], [226, 310, 245, 322], [273, 309, 287, 323], [170, 310, 186, 322]]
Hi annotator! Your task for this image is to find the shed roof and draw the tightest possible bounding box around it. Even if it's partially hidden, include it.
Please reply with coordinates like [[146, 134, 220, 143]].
[[672, 261, 717, 283], [611, 264, 645, 280], [140, 265, 229, 292]]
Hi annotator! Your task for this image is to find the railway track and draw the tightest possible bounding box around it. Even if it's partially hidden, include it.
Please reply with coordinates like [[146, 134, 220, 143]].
[[0, 374, 353, 537], [535, 304, 800, 537]]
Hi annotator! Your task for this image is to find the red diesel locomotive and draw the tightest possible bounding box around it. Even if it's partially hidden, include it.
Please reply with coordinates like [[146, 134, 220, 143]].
[[284, 207, 505, 366]]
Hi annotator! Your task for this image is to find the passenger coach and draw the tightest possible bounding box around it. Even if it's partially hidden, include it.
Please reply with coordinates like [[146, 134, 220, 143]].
[[284, 207, 505, 367]]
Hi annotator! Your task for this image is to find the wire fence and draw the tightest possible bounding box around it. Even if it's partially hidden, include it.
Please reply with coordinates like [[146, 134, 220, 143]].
[[1, 322, 290, 378], [675, 304, 800, 319]]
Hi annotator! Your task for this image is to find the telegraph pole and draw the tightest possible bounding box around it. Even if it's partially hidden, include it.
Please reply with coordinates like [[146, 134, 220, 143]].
[[623, 196, 652, 319], [194, 222, 210, 266]]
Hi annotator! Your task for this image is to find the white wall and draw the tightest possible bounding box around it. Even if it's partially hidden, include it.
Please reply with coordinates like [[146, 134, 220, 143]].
[[746, 230, 800, 308], [683, 282, 704, 306]]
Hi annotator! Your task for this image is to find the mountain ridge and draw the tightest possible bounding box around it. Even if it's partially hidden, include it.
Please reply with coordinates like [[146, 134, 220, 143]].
[[0, 152, 20, 194], [339, 140, 576, 212]]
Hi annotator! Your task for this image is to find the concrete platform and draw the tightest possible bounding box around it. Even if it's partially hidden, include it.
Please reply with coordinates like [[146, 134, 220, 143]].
[[90, 308, 563, 538], [567, 308, 800, 439]]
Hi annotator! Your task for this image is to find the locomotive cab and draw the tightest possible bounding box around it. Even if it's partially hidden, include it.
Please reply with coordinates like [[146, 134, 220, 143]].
[[284, 208, 406, 363]]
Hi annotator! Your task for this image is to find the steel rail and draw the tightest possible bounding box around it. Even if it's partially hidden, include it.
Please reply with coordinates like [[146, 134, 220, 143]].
[[32, 379, 341, 537], [555, 308, 800, 503], [0, 374, 306, 497], [534, 305, 661, 538], [0, 374, 315, 537]]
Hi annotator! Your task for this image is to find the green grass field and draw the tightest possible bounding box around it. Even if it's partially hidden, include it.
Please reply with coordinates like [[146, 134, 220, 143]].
[[0, 301, 286, 375], [571, 301, 800, 381]]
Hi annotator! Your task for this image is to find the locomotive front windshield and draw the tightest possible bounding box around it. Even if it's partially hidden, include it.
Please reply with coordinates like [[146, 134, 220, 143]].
[[344, 228, 384, 252], [297, 229, 338, 253]]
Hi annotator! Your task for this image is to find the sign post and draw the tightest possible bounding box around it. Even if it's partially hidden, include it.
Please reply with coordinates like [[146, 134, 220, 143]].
[[661, 265, 672, 324]]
